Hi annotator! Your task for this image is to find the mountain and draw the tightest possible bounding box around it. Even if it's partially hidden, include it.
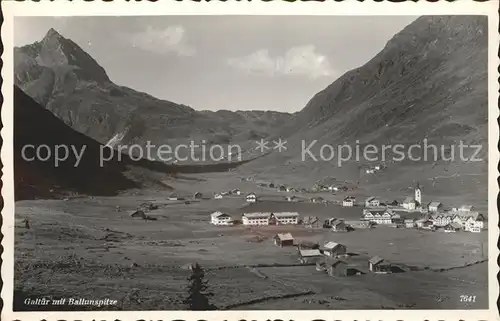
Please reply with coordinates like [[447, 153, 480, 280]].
[[14, 29, 293, 157], [13, 86, 252, 200], [239, 16, 488, 210]]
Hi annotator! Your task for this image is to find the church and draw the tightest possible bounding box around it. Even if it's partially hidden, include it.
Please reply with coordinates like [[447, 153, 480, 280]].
[[402, 182, 422, 211]]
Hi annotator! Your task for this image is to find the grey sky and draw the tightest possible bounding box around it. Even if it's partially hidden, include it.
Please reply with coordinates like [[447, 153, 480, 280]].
[[15, 16, 417, 112]]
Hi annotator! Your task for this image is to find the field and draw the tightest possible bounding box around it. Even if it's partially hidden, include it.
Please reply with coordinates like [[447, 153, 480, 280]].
[[13, 172, 488, 311]]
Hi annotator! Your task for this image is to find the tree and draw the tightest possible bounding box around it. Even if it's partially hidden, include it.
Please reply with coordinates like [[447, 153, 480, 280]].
[[183, 263, 216, 310]]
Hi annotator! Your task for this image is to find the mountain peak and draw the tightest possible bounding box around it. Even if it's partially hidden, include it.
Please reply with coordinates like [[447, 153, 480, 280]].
[[44, 28, 63, 41]]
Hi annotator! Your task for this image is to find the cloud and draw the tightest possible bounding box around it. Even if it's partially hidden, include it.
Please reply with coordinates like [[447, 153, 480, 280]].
[[227, 45, 334, 79], [129, 25, 195, 56]]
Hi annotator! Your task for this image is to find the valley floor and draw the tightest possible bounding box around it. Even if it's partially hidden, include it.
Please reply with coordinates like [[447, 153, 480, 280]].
[[13, 173, 489, 311]]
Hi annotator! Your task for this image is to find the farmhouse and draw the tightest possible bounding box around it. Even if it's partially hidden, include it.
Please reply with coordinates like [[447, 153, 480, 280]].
[[231, 189, 241, 195], [242, 212, 299, 225], [428, 201, 443, 212], [286, 187, 295, 192], [193, 192, 203, 199], [210, 211, 234, 225], [331, 220, 348, 232], [326, 260, 348, 277], [416, 218, 434, 229], [323, 242, 347, 257], [444, 222, 462, 232], [273, 233, 294, 247], [285, 195, 299, 202], [369, 256, 391, 273], [342, 196, 356, 207], [246, 193, 258, 203], [168, 193, 182, 201], [431, 213, 455, 227], [214, 193, 224, 199], [303, 216, 320, 228], [365, 197, 380, 208], [277, 185, 287, 192], [453, 205, 475, 213], [298, 249, 323, 264], [402, 197, 416, 210], [452, 212, 486, 232]]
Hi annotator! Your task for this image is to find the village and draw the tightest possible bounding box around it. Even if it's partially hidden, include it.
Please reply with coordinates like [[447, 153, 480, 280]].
[[125, 177, 487, 280]]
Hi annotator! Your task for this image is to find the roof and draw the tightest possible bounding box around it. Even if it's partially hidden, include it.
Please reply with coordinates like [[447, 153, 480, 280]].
[[428, 201, 442, 207], [129, 210, 145, 217], [460, 205, 474, 211], [343, 196, 355, 201], [246, 193, 257, 197], [403, 197, 415, 204], [365, 196, 376, 202], [211, 211, 230, 219], [275, 233, 294, 241], [324, 241, 344, 249], [369, 256, 384, 265], [448, 222, 462, 229], [243, 212, 270, 219], [332, 220, 346, 227], [274, 212, 299, 218], [299, 249, 322, 257]]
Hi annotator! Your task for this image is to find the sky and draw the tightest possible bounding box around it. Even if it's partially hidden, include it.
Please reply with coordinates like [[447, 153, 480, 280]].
[[14, 15, 417, 112]]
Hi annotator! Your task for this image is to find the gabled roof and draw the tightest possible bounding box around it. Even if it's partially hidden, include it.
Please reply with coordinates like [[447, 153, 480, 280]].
[[243, 212, 270, 219], [428, 201, 442, 207], [211, 211, 230, 219], [275, 233, 294, 241], [448, 222, 462, 229], [299, 249, 322, 257], [329, 259, 347, 267], [246, 192, 257, 197], [303, 216, 319, 224], [324, 241, 345, 250], [274, 212, 299, 218], [369, 256, 384, 265], [332, 220, 346, 227], [365, 196, 377, 202]]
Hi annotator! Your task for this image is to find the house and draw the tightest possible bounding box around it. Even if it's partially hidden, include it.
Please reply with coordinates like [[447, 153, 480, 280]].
[[431, 213, 455, 227], [326, 259, 348, 277], [129, 210, 146, 219], [323, 218, 338, 228], [402, 197, 416, 210], [242, 212, 270, 225], [273, 233, 294, 247], [331, 220, 348, 232], [404, 218, 416, 228], [342, 196, 356, 207], [298, 249, 323, 264], [323, 242, 347, 257], [214, 193, 224, 199], [344, 220, 374, 229], [246, 193, 258, 203], [374, 165, 381, 170], [362, 209, 400, 225], [274, 212, 300, 225], [428, 201, 442, 212], [297, 240, 319, 249], [387, 200, 400, 207], [453, 212, 486, 232], [286, 187, 295, 192], [277, 185, 287, 192], [416, 219, 434, 230], [368, 256, 391, 273], [210, 211, 234, 225], [193, 192, 203, 199], [365, 197, 380, 207], [444, 222, 462, 233], [232, 189, 241, 195], [285, 195, 299, 202], [168, 193, 182, 201], [303, 216, 320, 228]]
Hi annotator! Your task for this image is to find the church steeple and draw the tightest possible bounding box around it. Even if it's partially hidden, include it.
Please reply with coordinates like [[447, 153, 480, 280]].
[[415, 181, 422, 206]]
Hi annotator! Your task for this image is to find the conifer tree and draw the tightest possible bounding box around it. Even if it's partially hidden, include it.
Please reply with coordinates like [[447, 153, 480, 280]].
[[183, 263, 216, 310]]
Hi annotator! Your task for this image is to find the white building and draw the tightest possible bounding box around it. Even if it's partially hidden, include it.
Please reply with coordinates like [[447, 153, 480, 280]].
[[365, 197, 380, 207], [362, 209, 400, 225], [402, 197, 416, 210], [246, 193, 258, 203], [431, 213, 455, 227], [428, 201, 442, 212], [214, 193, 223, 199], [415, 182, 422, 206], [452, 212, 486, 232], [210, 211, 234, 225], [242, 212, 299, 225], [342, 196, 355, 207], [452, 205, 475, 213], [232, 189, 241, 195]]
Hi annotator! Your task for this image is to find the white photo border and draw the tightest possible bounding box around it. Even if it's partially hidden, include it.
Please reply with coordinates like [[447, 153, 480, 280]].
[[1, 0, 498, 320]]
